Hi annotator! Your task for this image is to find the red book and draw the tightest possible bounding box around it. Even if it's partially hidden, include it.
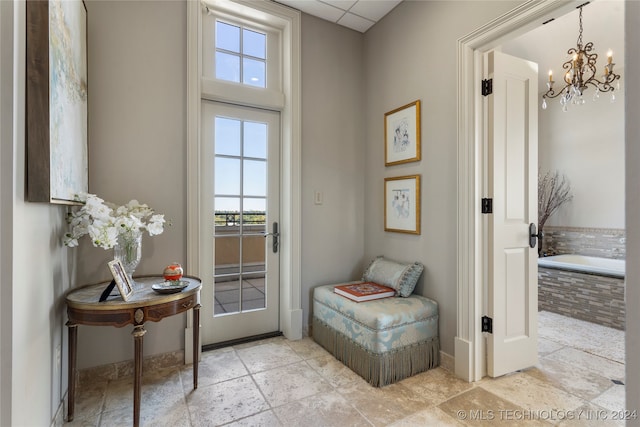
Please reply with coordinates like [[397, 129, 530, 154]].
[[334, 282, 396, 302]]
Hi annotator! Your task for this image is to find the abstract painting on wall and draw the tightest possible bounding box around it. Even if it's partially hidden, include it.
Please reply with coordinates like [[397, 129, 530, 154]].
[[26, 0, 88, 204]]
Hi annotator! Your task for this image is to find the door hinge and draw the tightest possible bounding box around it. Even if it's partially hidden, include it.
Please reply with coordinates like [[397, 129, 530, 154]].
[[481, 198, 493, 214], [482, 316, 493, 334], [482, 78, 493, 96]]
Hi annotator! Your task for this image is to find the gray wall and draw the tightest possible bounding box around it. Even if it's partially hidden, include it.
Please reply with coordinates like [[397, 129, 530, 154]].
[[73, 0, 188, 368], [501, 1, 625, 229], [625, 0, 640, 422], [362, 0, 522, 356], [301, 14, 366, 331], [2, 3, 73, 424]]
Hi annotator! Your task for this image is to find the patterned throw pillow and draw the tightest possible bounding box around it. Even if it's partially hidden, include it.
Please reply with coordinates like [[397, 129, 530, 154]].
[[362, 256, 424, 297]]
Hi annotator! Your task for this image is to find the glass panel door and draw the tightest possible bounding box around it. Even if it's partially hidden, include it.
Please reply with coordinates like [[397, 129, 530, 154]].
[[200, 101, 280, 345]]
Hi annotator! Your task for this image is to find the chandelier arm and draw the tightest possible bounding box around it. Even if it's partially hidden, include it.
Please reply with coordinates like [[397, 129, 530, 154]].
[[541, 4, 621, 109]]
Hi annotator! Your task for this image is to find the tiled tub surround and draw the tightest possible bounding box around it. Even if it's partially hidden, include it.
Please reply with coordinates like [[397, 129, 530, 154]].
[[538, 266, 625, 330], [541, 226, 626, 259]]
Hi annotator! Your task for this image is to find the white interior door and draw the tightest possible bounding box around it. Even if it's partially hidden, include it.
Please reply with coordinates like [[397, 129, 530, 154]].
[[200, 101, 280, 345], [485, 50, 539, 377]]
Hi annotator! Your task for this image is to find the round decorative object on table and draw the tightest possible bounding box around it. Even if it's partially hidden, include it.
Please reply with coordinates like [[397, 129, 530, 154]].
[[163, 262, 184, 281], [152, 280, 189, 294]]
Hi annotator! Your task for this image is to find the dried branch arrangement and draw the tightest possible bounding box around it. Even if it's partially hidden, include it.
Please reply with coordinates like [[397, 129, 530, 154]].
[[538, 170, 573, 255]]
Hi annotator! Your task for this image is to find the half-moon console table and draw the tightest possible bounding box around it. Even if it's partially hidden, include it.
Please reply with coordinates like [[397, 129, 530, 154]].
[[65, 275, 202, 426]]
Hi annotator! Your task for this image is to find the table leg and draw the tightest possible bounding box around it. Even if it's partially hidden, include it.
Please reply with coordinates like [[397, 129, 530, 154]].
[[193, 304, 201, 389], [132, 324, 146, 427], [67, 323, 77, 422]]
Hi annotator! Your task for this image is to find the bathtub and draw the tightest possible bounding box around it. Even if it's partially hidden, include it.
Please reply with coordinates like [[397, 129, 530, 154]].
[[538, 254, 626, 330], [537, 254, 625, 279]]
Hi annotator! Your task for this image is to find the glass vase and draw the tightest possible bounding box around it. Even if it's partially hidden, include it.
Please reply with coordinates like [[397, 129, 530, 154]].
[[114, 232, 142, 288]]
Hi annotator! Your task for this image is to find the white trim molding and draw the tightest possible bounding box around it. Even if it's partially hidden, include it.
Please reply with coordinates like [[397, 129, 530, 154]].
[[455, 0, 580, 382], [186, 0, 302, 349]]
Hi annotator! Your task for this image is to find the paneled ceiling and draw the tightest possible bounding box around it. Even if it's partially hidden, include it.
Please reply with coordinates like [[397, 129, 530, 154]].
[[275, 0, 403, 33]]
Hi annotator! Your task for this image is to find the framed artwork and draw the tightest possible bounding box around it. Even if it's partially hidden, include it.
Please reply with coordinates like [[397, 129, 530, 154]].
[[384, 100, 421, 166], [26, 0, 88, 204], [108, 260, 134, 301], [384, 175, 421, 234]]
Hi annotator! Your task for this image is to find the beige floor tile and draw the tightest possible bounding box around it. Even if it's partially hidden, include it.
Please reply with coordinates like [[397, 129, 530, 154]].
[[545, 347, 625, 383], [438, 387, 551, 426], [591, 384, 626, 412], [400, 367, 475, 405], [557, 403, 625, 427], [538, 337, 564, 357], [480, 371, 585, 414], [99, 406, 132, 426], [525, 358, 615, 401], [225, 410, 282, 426], [103, 377, 134, 414], [73, 311, 627, 427], [306, 354, 367, 388], [72, 380, 108, 420], [336, 381, 435, 426], [65, 414, 101, 427], [273, 390, 372, 427], [538, 311, 625, 364], [236, 341, 303, 373], [187, 376, 269, 426], [180, 347, 248, 391], [253, 361, 333, 407], [285, 337, 331, 360], [389, 406, 466, 426]]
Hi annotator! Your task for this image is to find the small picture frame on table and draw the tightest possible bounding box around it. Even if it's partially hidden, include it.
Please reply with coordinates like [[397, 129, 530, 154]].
[[384, 100, 421, 166], [384, 175, 421, 234], [108, 259, 134, 301]]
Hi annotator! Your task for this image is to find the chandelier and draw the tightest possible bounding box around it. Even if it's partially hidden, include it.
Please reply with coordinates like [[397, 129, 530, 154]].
[[542, 5, 621, 112]]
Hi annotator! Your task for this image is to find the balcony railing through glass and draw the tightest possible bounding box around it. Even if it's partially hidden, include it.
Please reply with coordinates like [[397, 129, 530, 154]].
[[214, 211, 267, 315]]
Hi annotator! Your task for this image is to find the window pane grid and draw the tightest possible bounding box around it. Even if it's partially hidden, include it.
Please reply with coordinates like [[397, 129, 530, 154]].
[[215, 20, 266, 88], [214, 115, 269, 314]]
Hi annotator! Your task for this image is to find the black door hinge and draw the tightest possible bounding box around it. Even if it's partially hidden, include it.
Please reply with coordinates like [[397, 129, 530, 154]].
[[481, 198, 493, 214], [482, 78, 493, 96], [482, 316, 493, 334]]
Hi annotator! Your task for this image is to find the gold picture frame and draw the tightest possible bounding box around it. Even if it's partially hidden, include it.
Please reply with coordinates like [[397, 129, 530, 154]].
[[107, 259, 134, 301], [384, 175, 421, 234], [384, 100, 421, 166]]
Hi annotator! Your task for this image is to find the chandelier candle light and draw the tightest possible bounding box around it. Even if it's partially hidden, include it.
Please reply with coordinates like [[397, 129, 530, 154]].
[[542, 4, 621, 112]]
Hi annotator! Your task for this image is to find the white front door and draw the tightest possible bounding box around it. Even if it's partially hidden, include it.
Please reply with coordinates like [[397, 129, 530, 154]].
[[485, 50, 539, 377], [200, 101, 280, 345]]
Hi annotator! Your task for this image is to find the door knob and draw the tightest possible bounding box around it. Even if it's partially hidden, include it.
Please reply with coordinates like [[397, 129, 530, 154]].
[[529, 223, 543, 248]]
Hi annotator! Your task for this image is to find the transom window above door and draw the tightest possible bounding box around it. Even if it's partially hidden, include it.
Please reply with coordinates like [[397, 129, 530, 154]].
[[215, 21, 266, 88]]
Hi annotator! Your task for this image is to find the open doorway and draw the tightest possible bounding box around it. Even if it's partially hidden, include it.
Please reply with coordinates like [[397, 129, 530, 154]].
[[455, 0, 625, 395], [500, 0, 626, 410]]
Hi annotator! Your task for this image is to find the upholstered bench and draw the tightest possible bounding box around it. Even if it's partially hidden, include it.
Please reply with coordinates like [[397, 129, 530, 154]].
[[312, 257, 439, 387], [313, 282, 439, 387]]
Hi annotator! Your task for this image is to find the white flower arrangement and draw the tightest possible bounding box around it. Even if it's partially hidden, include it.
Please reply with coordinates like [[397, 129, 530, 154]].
[[64, 193, 166, 250]]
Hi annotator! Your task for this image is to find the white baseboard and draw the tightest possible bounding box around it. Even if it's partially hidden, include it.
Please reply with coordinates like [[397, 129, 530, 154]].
[[454, 336, 473, 382], [440, 350, 455, 372]]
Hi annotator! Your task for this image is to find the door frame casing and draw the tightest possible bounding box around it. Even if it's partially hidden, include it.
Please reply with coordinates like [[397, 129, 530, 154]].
[[455, 0, 581, 382], [186, 0, 302, 362]]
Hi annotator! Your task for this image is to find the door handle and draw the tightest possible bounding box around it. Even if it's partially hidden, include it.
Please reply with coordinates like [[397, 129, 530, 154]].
[[529, 223, 543, 248], [263, 222, 279, 253]]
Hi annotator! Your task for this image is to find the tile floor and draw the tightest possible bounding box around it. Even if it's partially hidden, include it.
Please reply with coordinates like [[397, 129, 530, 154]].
[[68, 311, 627, 426]]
